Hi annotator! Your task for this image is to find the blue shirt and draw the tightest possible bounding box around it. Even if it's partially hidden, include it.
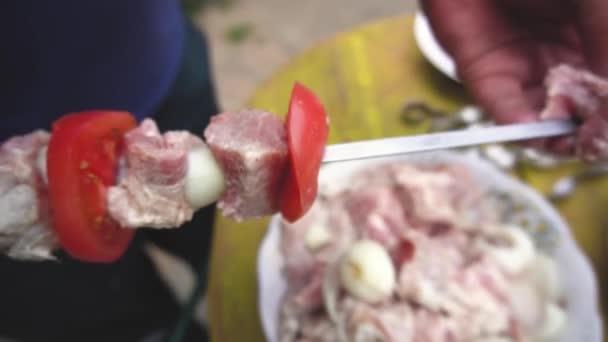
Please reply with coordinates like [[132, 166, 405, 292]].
[[0, 0, 185, 140]]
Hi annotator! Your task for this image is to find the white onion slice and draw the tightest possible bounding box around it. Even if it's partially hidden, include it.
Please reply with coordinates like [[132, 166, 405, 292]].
[[483, 226, 535, 275], [538, 303, 566, 340]]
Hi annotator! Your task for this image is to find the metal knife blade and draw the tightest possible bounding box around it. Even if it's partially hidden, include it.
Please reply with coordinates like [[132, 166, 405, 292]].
[[322, 119, 576, 163]]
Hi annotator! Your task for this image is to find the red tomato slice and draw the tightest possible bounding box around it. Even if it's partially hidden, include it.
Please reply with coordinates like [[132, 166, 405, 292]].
[[47, 110, 137, 263], [280, 83, 329, 222]]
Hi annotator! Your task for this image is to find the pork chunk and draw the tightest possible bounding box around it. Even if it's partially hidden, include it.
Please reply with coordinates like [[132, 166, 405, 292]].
[[204, 109, 288, 221], [107, 119, 206, 229], [0, 131, 58, 260], [541, 64, 608, 121], [541, 64, 608, 161]]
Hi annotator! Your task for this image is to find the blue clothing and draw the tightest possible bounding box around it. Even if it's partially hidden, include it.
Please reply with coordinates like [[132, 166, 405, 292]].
[[0, 0, 185, 140]]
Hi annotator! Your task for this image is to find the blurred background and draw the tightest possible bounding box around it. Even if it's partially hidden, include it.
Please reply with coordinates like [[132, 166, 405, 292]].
[[188, 0, 417, 109], [149, 0, 419, 326]]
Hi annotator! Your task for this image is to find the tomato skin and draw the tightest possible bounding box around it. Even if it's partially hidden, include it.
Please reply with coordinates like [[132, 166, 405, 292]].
[[47, 111, 137, 263], [280, 83, 329, 222]]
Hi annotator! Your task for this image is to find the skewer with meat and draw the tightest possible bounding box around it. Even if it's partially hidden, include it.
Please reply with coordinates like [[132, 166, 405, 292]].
[[0, 82, 329, 263], [2, 63, 608, 264]]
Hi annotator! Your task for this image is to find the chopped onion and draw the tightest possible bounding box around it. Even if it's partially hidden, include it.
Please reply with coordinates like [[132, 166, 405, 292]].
[[184, 146, 225, 209], [483, 225, 535, 275], [305, 224, 331, 251], [529, 253, 562, 300], [339, 239, 396, 304], [538, 303, 566, 340]]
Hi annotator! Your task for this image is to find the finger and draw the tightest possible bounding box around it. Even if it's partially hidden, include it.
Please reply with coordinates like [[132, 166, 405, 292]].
[[422, 0, 519, 70], [470, 74, 549, 149], [468, 74, 538, 125]]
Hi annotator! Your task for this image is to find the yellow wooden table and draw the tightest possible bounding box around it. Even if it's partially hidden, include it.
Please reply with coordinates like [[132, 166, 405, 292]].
[[207, 14, 608, 341]]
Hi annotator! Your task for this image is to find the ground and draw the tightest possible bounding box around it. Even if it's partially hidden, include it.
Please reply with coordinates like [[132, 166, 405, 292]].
[[149, 0, 419, 325]]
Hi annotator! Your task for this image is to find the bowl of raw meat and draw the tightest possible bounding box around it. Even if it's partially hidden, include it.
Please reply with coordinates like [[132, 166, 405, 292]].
[[257, 150, 602, 342]]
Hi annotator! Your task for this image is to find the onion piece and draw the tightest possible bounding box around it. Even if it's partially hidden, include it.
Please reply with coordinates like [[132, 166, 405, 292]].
[[538, 303, 566, 340], [339, 239, 396, 304], [480, 225, 535, 275], [305, 224, 331, 251], [529, 253, 562, 301], [184, 146, 226, 209]]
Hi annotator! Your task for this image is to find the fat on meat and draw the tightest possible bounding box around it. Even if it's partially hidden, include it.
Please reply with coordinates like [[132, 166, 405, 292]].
[[0, 131, 58, 260], [204, 109, 288, 221], [107, 119, 206, 229]]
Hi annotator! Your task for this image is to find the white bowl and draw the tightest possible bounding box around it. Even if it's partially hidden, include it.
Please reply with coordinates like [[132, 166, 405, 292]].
[[257, 151, 602, 342], [413, 11, 459, 82]]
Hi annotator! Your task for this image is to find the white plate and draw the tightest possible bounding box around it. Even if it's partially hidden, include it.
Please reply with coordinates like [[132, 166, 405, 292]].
[[257, 151, 602, 342], [413, 11, 459, 82]]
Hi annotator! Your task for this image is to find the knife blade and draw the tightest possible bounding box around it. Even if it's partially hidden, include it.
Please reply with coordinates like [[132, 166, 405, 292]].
[[322, 119, 576, 163]]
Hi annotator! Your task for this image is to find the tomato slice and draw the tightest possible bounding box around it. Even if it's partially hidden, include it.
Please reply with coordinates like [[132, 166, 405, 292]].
[[47, 110, 137, 263], [280, 83, 330, 222]]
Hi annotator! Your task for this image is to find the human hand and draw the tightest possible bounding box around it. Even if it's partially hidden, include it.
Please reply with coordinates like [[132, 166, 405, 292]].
[[421, 0, 608, 160]]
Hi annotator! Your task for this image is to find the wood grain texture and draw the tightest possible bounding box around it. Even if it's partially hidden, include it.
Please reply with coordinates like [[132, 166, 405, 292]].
[[207, 14, 608, 341]]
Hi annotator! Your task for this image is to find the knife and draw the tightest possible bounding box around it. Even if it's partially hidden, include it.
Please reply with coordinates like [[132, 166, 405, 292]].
[[322, 119, 576, 163]]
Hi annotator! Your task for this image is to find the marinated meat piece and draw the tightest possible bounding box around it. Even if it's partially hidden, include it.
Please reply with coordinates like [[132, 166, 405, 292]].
[[392, 164, 473, 227], [0, 183, 38, 238], [281, 200, 355, 314], [279, 302, 340, 342], [396, 229, 469, 311], [292, 202, 354, 261], [204, 109, 288, 221], [542, 64, 608, 120], [408, 309, 455, 342], [278, 162, 564, 342], [296, 316, 339, 342], [0, 130, 49, 184], [287, 270, 325, 313], [344, 186, 409, 250], [576, 114, 608, 162], [343, 299, 414, 342], [0, 131, 58, 260], [541, 64, 608, 161], [107, 119, 206, 228]]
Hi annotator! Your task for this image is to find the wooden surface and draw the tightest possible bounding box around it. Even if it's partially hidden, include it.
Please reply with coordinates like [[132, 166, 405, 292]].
[[207, 14, 607, 341]]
